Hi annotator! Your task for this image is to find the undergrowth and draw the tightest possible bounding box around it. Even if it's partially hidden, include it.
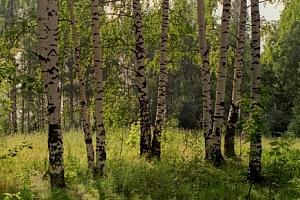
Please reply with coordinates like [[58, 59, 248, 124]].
[[1, 129, 300, 199]]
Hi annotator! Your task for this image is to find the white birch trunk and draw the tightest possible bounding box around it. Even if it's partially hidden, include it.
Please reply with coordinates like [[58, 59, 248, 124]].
[[67, 0, 95, 170], [224, 0, 247, 158], [197, 0, 213, 159], [90, 0, 106, 175], [133, 0, 152, 156], [211, 0, 232, 163], [152, 0, 169, 159], [47, 0, 65, 188], [248, 0, 262, 183]]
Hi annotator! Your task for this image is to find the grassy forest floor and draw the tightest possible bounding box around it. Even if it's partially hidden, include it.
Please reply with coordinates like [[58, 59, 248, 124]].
[[1, 128, 300, 200]]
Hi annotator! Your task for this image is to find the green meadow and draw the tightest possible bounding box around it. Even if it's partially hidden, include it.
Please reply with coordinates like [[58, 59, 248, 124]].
[[1, 129, 300, 200]]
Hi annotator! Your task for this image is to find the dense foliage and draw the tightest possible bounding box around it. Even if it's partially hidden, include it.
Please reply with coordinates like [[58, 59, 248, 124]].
[[261, 0, 300, 136]]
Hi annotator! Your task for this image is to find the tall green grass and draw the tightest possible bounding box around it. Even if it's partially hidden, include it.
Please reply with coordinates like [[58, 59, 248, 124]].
[[1, 129, 300, 199]]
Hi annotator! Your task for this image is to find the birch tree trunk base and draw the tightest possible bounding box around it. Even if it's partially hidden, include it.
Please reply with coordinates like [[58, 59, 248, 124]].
[[95, 141, 106, 177], [151, 127, 161, 159], [247, 168, 264, 183], [94, 165, 105, 177], [209, 128, 225, 165], [204, 131, 213, 160], [50, 173, 66, 188], [248, 150, 264, 183], [211, 149, 224, 166], [224, 105, 239, 158], [224, 132, 236, 158], [140, 114, 151, 157]]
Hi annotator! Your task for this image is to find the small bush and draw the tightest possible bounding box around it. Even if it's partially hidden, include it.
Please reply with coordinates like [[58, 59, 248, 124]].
[[288, 115, 300, 136], [264, 134, 300, 198]]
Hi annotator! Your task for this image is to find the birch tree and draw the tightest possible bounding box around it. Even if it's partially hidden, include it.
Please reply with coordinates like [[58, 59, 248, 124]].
[[197, 0, 213, 159], [152, 0, 169, 159], [224, 0, 247, 158], [248, 0, 262, 183], [68, 0, 95, 169], [90, 0, 106, 175], [133, 0, 152, 156], [47, 0, 65, 188], [211, 0, 232, 163]]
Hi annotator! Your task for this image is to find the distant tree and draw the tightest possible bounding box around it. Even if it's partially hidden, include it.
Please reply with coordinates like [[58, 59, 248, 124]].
[[66, 59, 76, 130], [262, 0, 300, 136], [5, 0, 18, 134], [10, 80, 17, 133]]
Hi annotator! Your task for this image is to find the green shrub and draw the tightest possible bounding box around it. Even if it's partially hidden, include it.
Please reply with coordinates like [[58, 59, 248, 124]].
[[288, 115, 300, 136], [264, 134, 300, 198]]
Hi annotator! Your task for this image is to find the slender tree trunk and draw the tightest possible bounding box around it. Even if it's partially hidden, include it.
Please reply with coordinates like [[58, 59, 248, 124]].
[[152, 0, 169, 159], [133, 0, 152, 157], [90, 0, 106, 176], [7, 93, 12, 134], [41, 93, 45, 131], [10, 82, 17, 133], [21, 57, 25, 133], [211, 0, 232, 164], [21, 88, 25, 133], [224, 0, 247, 158], [67, 60, 75, 130], [61, 88, 66, 130], [248, 0, 262, 183], [37, 95, 41, 131], [197, 0, 213, 159], [37, 0, 48, 132], [68, 0, 95, 169], [27, 98, 30, 132], [6, 0, 17, 134], [47, 0, 65, 188]]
